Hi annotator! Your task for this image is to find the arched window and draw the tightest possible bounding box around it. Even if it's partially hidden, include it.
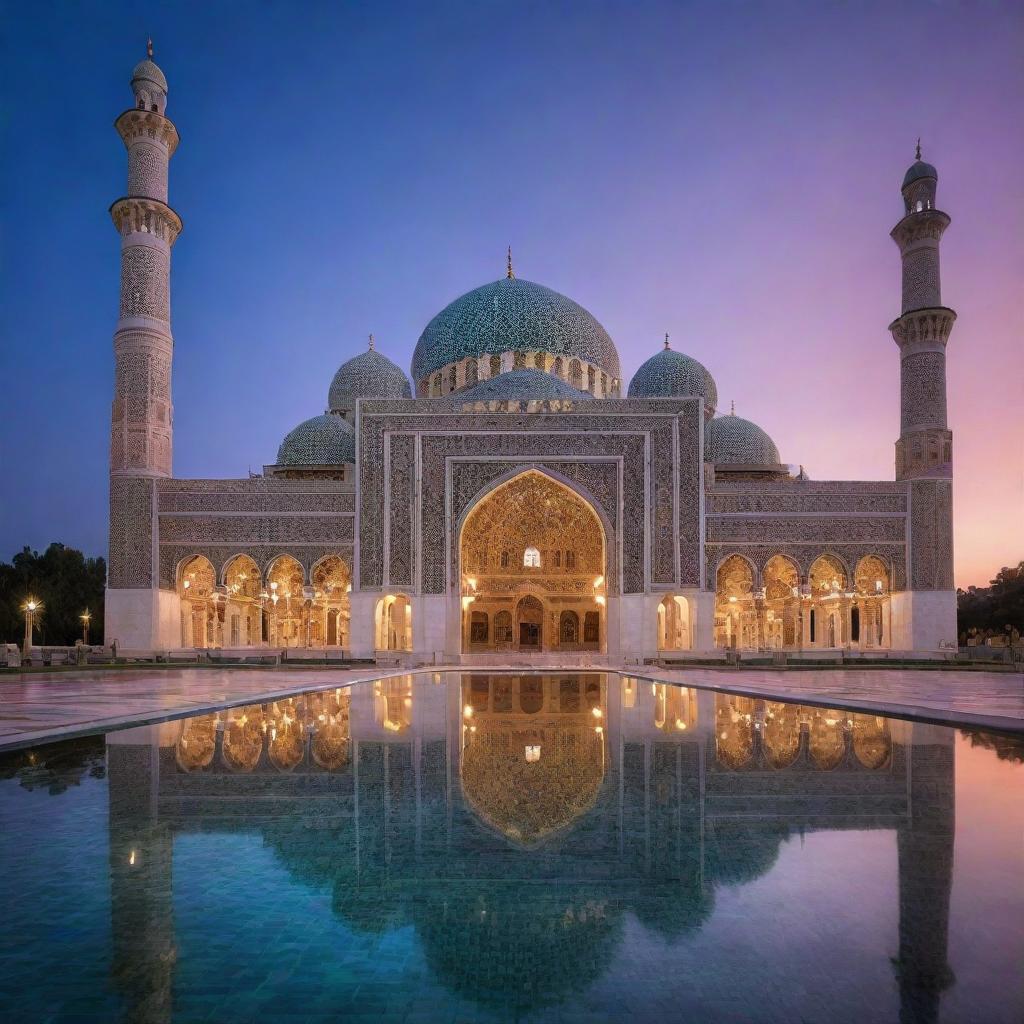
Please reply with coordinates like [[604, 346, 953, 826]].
[[583, 612, 600, 643], [553, 550, 561, 568], [565, 550, 576, 570], [500, 550, 510, 569], [465, 360, 478, 387], [470, 610, 489, 644], [523, 546, 541, 568], [513, 350, 526, 369], [533, 351, 545, 369], [431, 374, 441, 397], [559, 611, 580, 645], [552, 356, 564, 378], [600, 372, 607, 396], [494, 610, 513, 644], [569, 359, 583, 389], [489, 354, 501, 377], [588, 366, 596, 392], [447, 365, 457, 393]]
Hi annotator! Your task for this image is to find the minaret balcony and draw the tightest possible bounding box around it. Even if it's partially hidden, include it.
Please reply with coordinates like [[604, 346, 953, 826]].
[[888, 307, 956, 353]]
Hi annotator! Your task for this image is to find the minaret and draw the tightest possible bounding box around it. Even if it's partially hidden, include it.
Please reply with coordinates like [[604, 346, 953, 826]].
[[890, 143, 955, 481], [888, 145, 957, 648], [109, 41, 182, 477], [106, 44, 183, 644]]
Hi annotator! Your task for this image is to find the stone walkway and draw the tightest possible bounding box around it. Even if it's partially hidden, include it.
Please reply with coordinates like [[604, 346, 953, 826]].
[[0, 663, 1020, 752], [634, 665, 1024, 735]]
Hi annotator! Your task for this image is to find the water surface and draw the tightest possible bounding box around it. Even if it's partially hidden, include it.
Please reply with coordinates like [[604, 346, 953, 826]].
[[1, 672, 1021, 1023]]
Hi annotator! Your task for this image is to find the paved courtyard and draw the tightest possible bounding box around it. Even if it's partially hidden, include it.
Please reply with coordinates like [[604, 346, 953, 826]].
[[0, 663, 1020, 751]]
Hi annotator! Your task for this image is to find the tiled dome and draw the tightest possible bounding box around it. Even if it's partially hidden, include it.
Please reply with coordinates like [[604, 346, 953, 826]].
[[412, 278, 620, 383], [277, 413, 355, 466], [328, 345, 412, 412], [627, 344, 718, 418], [455, 369, 592, 403], [705, 412, 780, 465], [131, 58, 167, 92]]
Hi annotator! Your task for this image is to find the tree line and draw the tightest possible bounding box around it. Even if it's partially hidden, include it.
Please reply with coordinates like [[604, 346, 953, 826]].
[[0, 544, 106, 647], [957, 560, 1024, 644]]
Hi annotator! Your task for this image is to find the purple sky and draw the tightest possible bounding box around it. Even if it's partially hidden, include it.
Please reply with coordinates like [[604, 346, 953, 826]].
[[1, 1, 1021, 587]]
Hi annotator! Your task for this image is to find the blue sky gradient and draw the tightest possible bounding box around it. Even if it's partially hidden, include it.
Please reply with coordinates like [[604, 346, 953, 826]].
[[1, 1, 1021, 585]]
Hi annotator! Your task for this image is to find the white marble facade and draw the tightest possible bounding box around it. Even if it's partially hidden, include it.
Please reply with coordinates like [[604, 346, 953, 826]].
[[105, 53, 957, 658]]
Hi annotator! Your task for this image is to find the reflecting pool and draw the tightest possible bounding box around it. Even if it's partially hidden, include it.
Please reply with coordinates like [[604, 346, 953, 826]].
[[1, 673, 1022, 1023]]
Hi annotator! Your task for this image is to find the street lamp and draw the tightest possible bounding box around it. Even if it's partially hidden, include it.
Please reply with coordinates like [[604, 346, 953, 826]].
[[20, 597, 42, 657], [80, 608, 92, 645]]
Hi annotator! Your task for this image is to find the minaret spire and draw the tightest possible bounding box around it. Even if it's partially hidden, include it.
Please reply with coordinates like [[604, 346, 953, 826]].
[[368, 333, 375, 351], [730, 400, 735, 416], [146, 37, 153, 59], [664, 332, 670, 350], [915, 137, 921, 161], [506, 245, 514, 280]]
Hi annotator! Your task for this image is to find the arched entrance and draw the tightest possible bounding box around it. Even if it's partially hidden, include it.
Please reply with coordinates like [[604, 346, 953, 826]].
[[458, 470, 607, 654]]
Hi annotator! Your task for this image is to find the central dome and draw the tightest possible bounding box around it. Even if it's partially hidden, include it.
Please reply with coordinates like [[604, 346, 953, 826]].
[[412, 278, 621, 386]]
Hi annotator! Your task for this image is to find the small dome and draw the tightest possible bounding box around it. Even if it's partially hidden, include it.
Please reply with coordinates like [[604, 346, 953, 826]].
[[131, 58, 167, 92], [413, 277, 620, 384], [902, 159, 937, 189], [277, 413, 355, 466], [456, 369, 592, 403], [705, 412, 780, 465], [627, 343, 718, 417], [328, 344, 412, 412]]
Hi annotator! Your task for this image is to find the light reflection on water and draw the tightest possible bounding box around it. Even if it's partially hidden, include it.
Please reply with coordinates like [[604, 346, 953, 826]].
[[0, 672, 1021, 1024]]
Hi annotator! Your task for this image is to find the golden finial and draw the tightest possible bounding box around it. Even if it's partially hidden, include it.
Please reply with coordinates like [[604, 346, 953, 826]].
[[368, 333, 375, 351], [506, 246, 515, 280], [664, 332, 670, 350], [915, 137, 921, 161], [147, 37, 154, 59], [730, 400, 735, 416]]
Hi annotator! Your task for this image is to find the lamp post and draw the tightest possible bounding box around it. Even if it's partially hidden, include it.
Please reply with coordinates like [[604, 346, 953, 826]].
[[80, 608, 92, 646], [20, 597, 42, 658]]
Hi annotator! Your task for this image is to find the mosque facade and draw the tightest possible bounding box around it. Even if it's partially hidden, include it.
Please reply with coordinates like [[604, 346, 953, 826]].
[[105, 50, 957, 659]]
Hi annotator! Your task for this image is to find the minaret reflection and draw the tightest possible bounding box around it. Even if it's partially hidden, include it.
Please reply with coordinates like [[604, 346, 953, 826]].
[[107, 724, 177, 1024], [102, 674, 957, 1018]]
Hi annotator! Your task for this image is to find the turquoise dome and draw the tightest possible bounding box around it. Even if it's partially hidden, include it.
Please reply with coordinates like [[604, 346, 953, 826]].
[[412, 278, 620, 384], [277, 413, 355, 466], [705, 413, 780, 465], [456, 369, 592, 402], [627, 345, 717, 417], [328, 346, 412, 411], [902, 159, 938, 189]]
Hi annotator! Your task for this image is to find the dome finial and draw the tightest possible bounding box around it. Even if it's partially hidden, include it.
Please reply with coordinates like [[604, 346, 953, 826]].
[[506, 245, 515, 280], [915, 137, 921, 161], [147, 37, 154, 59], [368, 332, 375, 351], [730, 399, 735, 416], [664, 332, 670, 350]]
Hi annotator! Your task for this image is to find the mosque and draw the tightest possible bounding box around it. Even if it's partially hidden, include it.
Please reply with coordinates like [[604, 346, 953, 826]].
[[106, 47, 957, 659]]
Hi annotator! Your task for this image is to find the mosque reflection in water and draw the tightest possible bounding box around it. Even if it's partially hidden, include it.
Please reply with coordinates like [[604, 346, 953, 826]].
[[108, 674, 954, 1021]]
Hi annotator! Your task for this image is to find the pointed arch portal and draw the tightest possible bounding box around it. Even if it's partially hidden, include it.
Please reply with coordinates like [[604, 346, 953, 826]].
[[458, 470, 607, 654]]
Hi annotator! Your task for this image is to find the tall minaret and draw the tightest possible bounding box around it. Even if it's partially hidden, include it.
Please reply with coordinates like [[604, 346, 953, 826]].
[[106, 44, 183, 643], [109, 41, 181, 478], [889, 145, 957, 647], [889, 143, 955, 481]]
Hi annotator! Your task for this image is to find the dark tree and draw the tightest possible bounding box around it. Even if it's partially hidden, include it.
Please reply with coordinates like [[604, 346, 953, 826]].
[[0, 544, 106, 646], [957, 561, 1024, 641]]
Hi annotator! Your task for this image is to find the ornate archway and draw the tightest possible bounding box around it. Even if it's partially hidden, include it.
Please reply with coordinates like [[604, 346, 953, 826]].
[[458, 470, 607, 654]]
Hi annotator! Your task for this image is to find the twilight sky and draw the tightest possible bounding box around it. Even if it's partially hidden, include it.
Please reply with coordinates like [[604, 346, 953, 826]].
[[1, 1, 1021, 587]]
